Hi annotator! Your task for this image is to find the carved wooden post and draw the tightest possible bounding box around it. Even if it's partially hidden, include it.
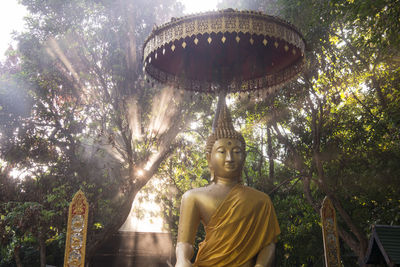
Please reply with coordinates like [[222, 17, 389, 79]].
[[64, 190, 89, 267], [321, 196, 341, 267]]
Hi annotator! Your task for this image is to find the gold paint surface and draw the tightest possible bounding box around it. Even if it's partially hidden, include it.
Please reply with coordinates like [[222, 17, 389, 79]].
[[321, 197, 341, 267], [63, 190, 89, 267], [178, 138, 245, 244], [176, 137, 279, 267]]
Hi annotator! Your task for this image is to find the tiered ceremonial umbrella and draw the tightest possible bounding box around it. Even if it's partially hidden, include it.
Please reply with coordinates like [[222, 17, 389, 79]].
[[142, 9, 306, 127], [143, 9, 305, 97]]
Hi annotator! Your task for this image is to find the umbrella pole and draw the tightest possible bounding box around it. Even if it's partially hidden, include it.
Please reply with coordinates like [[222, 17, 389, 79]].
[[212, 90, 227, 132]]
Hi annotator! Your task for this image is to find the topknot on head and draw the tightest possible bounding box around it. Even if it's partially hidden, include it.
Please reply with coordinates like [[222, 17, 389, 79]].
[[206, 100, 246, 154]]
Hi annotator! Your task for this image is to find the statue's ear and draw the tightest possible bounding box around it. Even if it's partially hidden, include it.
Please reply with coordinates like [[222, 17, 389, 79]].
[[206, 152, 211, 163]]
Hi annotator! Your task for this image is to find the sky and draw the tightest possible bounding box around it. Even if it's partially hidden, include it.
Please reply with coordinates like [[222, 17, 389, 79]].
[[180, 0, 219, 14], [0, 0, 27, 61], [0, 0, 219, 61]]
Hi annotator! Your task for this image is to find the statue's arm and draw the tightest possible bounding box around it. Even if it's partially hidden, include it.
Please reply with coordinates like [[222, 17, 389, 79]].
[[175, 191, 200, 267], [254, 242, 276, 267]]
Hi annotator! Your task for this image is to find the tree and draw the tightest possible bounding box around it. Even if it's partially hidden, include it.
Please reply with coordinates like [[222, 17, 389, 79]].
[[2, 0, 399, 266], [215, 0, 400, 265], [274, 0, 400, 264], [0, 0, 212, 265]]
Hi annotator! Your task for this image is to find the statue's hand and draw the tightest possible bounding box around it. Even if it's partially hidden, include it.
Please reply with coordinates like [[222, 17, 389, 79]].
[[175, 242, 194, 267], [255, 242, 276, 267], [175, 259, 192, 267]]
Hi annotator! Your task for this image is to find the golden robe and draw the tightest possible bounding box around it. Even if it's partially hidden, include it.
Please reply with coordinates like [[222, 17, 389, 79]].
[[194, 185, 280, 267]]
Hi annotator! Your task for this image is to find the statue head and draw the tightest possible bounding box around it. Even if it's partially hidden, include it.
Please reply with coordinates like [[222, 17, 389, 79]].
[[206, 101, 246, 181]]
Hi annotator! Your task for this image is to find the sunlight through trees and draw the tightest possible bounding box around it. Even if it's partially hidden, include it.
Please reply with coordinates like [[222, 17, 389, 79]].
[[1, 0, 399, 266]]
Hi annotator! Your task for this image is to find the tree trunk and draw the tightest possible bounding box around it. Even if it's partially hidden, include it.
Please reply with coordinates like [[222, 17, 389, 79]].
[[372, 77, 387, 109], [14, 246, 23, 267], [267, 124, 274, 181], [38, 232, 46, 267], [86, 142, 178, 263], [310, 101, 369, 264], [86, 183, 140, 263], [273, 108, 369, 264]]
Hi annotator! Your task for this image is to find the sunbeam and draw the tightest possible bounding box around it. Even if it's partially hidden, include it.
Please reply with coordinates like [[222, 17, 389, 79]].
[[46, 38, 83, 91], [126, 97, 142, 141], [148, 86, 182, 139], [119, 176, 168, 233]]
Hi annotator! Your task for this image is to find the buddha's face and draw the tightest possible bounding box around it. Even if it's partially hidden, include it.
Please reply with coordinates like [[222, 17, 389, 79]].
[[208, 138, 245, 180]]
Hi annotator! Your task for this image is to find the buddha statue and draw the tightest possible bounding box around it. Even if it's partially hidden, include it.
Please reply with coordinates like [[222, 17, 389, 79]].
[[175, 101, 280, 267]]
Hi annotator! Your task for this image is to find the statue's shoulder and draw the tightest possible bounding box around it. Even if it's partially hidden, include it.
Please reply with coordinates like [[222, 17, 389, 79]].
[[239, 185, 272, 203], [181, 185, 211, 201]]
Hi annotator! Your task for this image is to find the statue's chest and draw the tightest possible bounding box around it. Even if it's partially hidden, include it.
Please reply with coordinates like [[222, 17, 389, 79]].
[[197, 188, 232, 225]]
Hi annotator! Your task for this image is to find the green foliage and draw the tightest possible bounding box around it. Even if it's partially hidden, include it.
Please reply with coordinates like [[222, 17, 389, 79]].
[[1, 0, 186, 265], [274, 192, 324, 266], [215, 0, 400, 265], [159, 139, 210, 241], [1, 0, 399, 266]]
